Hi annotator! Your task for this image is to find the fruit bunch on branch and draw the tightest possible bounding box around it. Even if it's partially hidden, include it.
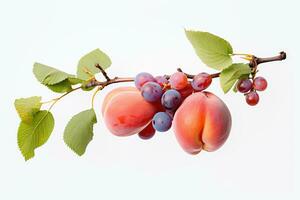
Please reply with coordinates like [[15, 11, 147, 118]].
[[14, 30, 286, 161]]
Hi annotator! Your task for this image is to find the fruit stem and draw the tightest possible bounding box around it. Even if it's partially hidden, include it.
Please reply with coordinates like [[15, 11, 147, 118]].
[[249, 51, 286, 79], [252, 51, 286, 67], [95, 64, 111, 81]]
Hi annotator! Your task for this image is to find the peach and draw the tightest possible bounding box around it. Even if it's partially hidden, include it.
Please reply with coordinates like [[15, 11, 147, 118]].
[[173, 91, 231, 154], [102, 87, 158, 136]]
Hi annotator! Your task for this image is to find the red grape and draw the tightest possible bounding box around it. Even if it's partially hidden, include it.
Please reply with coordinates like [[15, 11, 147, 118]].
[[245, 91, 259, 106], [138, 123, 155, 140], [169, 72, 188, 90], [253, 77, 267, 91], [191, 73, 212, 91], [237, 79, 252, 93], [178, 82, 194, 99]]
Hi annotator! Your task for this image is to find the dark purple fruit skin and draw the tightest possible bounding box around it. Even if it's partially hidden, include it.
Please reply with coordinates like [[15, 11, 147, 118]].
[[155, 76, 168, 87], [237, 79, 253, 93], [134, 72, 155, 90], [141, 82, 163, 102], [152, 112, 172, 132], [253, 77, 267, 91], [161, 89, 182, 110], [191, 73, 212, 91], [245, 91, 259, 106]]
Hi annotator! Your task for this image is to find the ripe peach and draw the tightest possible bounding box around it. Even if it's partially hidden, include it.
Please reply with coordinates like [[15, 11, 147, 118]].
[[173, 91, 231, 154], [102, 87, 158, 136]]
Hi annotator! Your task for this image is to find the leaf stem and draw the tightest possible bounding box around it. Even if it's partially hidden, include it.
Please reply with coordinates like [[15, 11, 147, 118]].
[[41, 99, 55, 104], [232, 53, 253, 57], [45, 86, 82, 111], [91, 86, 103, 108], [31, 86, 82, 145]]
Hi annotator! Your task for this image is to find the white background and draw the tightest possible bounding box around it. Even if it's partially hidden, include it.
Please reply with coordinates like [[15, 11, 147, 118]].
[[1, 0, 299, 199]]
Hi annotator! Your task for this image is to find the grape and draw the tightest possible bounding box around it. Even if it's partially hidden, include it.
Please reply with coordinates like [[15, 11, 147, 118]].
[[178, 82, 194, 99], [152, 112, 172, 132], [141, 82, 163, 102], [191, 73, 212, 91], [237, 79, 252, 93], [155, 76, 169, 87], [161, 89, 182, 110], [138, 123, 155, 140], [165, 109, 175, 119], [134, 72, 155, 90], [245, 91, 259, 106], [169, 72, 188, 90], [253, 76, 267, 91]]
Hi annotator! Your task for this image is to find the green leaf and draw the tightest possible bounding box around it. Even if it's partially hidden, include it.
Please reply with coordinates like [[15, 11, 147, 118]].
[[63, 109, 97, 156], [68, 77, 84, 85], [80, 80, 95, 91], [14, 96, 42, 124], [77, 49, 112, 80], [17, 110, 55, 161], [220, 63, 251, 93], [233, 81, 238, 93], [47, 79, 73, 93], [185, 30, 233, 70], [33, 63, 79, 93], [43, 71, 74, 85], [33, 62, 74, 85]]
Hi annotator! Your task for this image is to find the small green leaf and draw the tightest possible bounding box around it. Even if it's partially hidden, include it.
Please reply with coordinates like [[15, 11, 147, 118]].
[[80, 80, 95, 91], [68, 77, 84, 85], [42, 71, 74, 85], [63, 109, 97, 156], [185, 30, 233, 70], [33, 63, 79, 93], [77, 49, 112, 80], [17, 110, 55, 161], [220, 63, 251, 93], [14, 96, 42, 123], [47, 79, 73, 93], [33, 63, 74, 85], [233, 81, 238, 93]]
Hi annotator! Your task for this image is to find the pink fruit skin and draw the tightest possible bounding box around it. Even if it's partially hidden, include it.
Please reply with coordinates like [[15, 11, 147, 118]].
[[173, 91, 231, 154], [102, 87, 158, 136]]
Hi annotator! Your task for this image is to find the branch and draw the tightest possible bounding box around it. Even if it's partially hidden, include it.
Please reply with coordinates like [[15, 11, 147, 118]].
[[250, 51, 286, 67], [176, 68, 220, 79], [85, 52, 286, 90], [95, 64, 111, 81]]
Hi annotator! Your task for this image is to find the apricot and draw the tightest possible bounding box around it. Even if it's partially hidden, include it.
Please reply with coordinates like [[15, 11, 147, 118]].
[[173, 91, 231, 154], [102, 87, 158, 136]]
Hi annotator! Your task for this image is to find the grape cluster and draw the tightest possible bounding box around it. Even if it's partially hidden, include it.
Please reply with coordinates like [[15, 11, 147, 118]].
[[134, 71, 212, 139], [236, 76, 268, 106]]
